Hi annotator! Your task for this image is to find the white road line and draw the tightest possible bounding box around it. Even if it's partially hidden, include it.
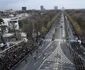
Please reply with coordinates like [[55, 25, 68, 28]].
[[54, 39, 61, 41], [37, 42, 52, 59], [78, 54, 85, 62], [23, 63, 29, 70], [44, 39, 76, 42], [42, 42, 52, 53], [37, 58, 47, 70], [44, 39, 52, 41], [43, 57, 46, 60], [37, 42, 58, 70], [34, 61, 38, 65], [38, 55, 42, 59]]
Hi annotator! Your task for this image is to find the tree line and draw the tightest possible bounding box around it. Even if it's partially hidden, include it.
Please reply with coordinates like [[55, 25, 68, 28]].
[[19, 10, 60, 39]]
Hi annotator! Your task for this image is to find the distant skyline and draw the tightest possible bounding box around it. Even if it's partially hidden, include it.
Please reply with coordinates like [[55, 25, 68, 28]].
[[0, 0, 85, 10]]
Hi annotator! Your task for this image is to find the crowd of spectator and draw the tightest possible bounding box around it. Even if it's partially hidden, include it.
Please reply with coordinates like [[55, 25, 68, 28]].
[[71, 42, 85, 70], [73, 52, 85, 70], [0, 38, 41, 70]]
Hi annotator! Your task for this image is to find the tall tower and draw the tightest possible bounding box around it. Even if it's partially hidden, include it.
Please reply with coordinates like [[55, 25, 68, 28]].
[[40, 5, 45, 10], [61, 7, 65, 11], [22, 7, 27, 11], [54, 6, 58, 10]]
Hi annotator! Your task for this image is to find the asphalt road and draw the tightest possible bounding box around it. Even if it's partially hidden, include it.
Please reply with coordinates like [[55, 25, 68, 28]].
[[12, 12, 76, 70], [37, 12, 76, 70]]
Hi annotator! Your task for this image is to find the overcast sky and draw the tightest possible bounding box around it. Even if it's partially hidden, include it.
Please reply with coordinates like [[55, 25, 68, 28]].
[[0, 0, 85, 10]]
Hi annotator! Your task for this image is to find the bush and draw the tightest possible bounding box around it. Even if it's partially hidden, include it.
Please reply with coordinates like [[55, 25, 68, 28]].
[[47, 22, 51, 28], [52, 28, 57, 40], [66, 12, 82, 36], [47, 13, 60, 29], [41, 27, 47, 34]]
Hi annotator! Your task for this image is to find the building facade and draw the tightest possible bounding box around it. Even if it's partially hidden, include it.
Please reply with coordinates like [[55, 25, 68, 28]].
[[54, 6, 58, 10], [40, 5, 45, 10], [22, 7, 27, 11]]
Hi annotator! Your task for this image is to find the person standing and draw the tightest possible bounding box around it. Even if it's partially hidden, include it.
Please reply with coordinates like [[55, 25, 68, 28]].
[[25, 58, 27, 63]]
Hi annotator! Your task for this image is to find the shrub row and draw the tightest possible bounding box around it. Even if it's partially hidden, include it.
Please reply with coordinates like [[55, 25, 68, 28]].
[[41, 13, 60, 34], [66, 12, 82, 36]]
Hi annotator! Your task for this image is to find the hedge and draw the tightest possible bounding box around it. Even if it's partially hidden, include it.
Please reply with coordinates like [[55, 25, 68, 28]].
[[66, 12, 82, 36]]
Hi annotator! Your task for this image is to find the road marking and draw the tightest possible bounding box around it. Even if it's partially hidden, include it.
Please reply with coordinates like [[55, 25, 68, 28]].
[[38, 42, 52, 59], [37, 58, 47, 70], [38, 55, 42, 59], [78, 54, 85, 62], [23, 63, 30, 70], [33, 53, 36, 57], [42, 42, 52, 53], [34, 61, 38, 65], [38, 42, 59, 70], [43, 57, 46, 60], [44, 39, 51, 41], [54, 39, 62, 41], [43, 39, 76, 42]]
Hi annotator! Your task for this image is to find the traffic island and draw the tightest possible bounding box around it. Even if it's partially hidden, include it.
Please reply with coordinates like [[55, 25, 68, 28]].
[[52, 28, 57, 41]]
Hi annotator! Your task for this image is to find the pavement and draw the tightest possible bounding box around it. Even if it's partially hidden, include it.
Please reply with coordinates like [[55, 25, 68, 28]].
[[12, 11, 76, 70]]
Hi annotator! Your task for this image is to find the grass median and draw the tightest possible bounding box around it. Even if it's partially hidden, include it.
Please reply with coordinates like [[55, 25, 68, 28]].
[[52, 28, 57, 41]]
